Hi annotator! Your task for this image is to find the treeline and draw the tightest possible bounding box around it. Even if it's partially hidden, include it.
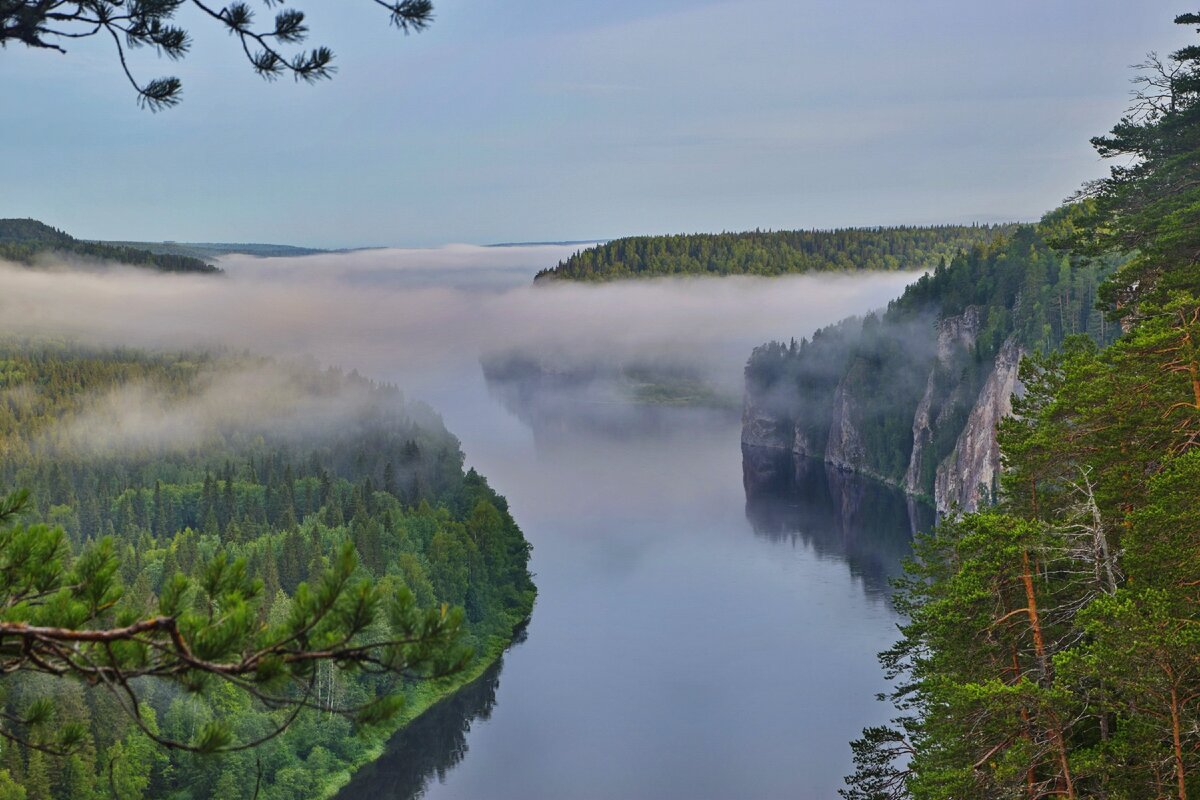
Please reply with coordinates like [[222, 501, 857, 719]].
[[843, 15, 1200, 798], [745, 210, 1118, 496], [536, 224, 1016, 281], [0, 343, 535, 799], [0, 219, 219, 273]]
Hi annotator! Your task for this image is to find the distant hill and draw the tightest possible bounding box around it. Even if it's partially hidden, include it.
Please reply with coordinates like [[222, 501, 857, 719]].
[[95, 240, 329, 260], [487, 239, 607, 248], [534, 224, 1020, 282], [0, 219, 220, 273]]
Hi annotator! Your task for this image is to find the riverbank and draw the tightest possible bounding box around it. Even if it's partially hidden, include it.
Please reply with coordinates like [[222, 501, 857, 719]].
[[319, 618, 531, 799]]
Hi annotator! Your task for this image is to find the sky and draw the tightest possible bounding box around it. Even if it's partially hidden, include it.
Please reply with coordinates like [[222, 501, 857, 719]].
[[0, 0, 1195, 247]]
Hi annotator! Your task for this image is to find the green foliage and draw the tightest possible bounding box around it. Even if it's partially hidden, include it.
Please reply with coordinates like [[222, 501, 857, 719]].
[[0, 770, 26, 800], [844, 16, 1200, 797], [0, 342, 535, 798], [536, 225, 1016, 281], [1063, 28, 1200, 317], [0, 2, 435, 110]]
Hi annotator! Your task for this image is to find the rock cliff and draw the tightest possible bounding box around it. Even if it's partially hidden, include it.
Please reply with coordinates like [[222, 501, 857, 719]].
[[825, 374, 868, 473], [741, 222, 1118, 519], [741, 390, 793, 450], [933, 336, 1025, 513], [903, 307, 982, 494], [742, 306, 1024, 515]]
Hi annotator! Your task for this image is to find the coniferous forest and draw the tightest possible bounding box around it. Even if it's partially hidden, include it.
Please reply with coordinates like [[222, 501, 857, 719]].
[[839, 14, 1200, 799], [0, 342, 535, 799], [534, 225, 1015, 282]]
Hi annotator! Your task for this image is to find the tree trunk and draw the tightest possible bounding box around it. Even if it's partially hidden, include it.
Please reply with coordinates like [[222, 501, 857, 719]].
[[1172, 684, 1188, 800], [1021, 550, 1048, 680]]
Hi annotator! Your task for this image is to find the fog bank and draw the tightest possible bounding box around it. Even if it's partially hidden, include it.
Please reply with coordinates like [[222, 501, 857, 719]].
[[0, 245, 920, 398]]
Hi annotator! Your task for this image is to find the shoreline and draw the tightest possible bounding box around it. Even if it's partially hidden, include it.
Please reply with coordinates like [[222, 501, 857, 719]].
[[318, 615, 532, 799]]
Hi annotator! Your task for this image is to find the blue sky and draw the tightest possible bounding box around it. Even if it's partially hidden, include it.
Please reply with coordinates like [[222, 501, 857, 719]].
[[0, 0, 1193, 247]]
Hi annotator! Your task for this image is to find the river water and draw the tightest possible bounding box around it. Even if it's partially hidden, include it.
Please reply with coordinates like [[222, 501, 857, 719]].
[[339, 370, 929, 799]]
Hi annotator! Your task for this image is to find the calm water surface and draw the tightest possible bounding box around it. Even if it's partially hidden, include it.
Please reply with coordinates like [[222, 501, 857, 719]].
[[339, 369, 928, 800]]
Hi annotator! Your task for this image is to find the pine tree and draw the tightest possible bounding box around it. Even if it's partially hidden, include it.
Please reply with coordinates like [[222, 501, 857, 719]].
[[22, 750, 49, 800]]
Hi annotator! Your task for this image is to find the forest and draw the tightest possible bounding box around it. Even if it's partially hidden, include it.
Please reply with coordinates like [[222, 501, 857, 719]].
[[0, 220, 218, 274], [535, 225, 1015, 281], [745, 208, 1119, 498], [0, 342, 535, 799], [841, 14, 1200, 799]]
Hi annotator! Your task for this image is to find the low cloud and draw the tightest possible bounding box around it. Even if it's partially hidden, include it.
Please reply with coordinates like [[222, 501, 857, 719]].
[[35, 360, 409, 457], [0, 245, 921, 407]]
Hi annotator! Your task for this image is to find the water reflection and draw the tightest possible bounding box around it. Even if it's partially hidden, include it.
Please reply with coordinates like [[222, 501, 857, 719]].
[[742, 445, 933, 599], [334, 646, 512, 800], [482, 361, 738, 447]]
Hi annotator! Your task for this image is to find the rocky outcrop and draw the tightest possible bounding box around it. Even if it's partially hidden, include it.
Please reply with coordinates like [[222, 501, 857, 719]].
[[792, 425, 813, 459], [741, 305, 1027, 516], [903, 307, 982, 494], [934, 306, 982, 363], [903, 373, 940, 494], [741, 390, 792, 450], [825, 373, 868, 473], [933, 336, 1025, 513]]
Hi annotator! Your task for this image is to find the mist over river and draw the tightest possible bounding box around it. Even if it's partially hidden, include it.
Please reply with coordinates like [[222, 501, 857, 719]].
[[0, 247, 928, 799]]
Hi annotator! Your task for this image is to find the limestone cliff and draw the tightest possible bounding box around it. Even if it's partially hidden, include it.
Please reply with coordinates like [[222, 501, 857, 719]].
[[741, 222, 1117, 519], [792, 424, 813, 459], [741, 387, 793, 450], [903, 307, 981, 494], [825, 371, 869, 473], [741, 306, 1024, 515], [933, 336, 1025, 513]]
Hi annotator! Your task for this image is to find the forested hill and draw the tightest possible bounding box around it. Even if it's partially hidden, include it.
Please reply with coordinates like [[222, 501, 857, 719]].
[[0, 219, 219, 273], [534, 224, 1017, 281], [0, 342, 535, 799], [743, 209, 1121, 507]]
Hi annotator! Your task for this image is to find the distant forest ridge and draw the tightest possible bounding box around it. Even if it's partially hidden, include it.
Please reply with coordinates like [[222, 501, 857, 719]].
[[95, 240, 330, 260], [0, 218, 220, 273], [534, 224, 1021, 281]]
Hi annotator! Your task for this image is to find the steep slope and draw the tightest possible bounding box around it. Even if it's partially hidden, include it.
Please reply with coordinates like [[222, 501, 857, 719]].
[[743, 214, 1120, 512]]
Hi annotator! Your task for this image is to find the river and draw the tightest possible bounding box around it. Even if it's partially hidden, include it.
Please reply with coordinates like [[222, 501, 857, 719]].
[[339, 365, 929, 799]]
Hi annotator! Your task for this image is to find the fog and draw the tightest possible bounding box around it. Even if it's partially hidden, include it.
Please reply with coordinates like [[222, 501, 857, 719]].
[[0, 245, 919, 401], [36, 360, 443, 458]]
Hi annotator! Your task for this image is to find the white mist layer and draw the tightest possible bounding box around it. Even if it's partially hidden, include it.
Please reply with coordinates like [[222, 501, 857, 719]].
[[0, 244, 920, 396]]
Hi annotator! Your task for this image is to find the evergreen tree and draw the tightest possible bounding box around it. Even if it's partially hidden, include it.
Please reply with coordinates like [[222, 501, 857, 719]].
[[0, 1, 436, 110], [845, 16, 1200, 799]]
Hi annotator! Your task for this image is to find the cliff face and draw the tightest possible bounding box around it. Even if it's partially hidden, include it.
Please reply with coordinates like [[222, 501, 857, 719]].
[[741, 388, 793, 450], [903, 307, 981, 494], [742, 222, 1119, 519], [742, 305, 1024, 515], [825, 366, 870, 473], [933, 336, 1025, 513]]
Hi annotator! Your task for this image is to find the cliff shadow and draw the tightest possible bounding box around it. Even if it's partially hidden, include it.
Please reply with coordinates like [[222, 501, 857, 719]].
[[742, 446, 934, 599]]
